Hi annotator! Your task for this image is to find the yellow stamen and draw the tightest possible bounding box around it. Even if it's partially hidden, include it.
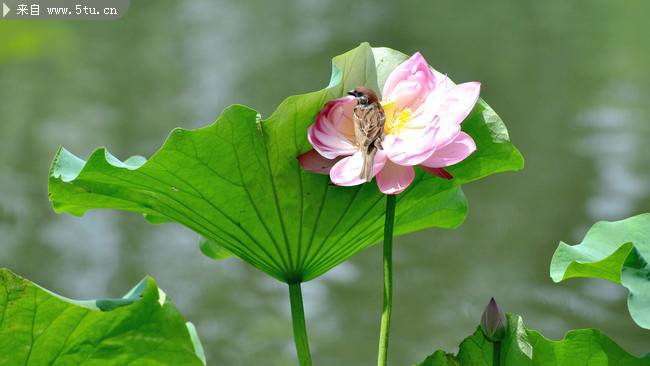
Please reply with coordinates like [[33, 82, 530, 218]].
[[381, 101, 412, 135]]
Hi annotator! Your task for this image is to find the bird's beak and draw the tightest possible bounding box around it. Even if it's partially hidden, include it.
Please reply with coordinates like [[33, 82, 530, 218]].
[[346, 91, 355, 96]]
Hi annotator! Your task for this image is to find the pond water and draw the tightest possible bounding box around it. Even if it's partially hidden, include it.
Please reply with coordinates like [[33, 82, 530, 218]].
[[1, 1, 649, 364]]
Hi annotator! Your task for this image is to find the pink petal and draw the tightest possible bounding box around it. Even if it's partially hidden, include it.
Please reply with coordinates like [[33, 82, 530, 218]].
[[421, 132, 476, 168], [382, 126, 437, 166], [382, 52, 437, 111], [307, 96, 358, 159], [421, 167, 453, 180], [382, 77, 453, 165], [431, 118, 462, 149], [330, 151, 387, 186], [423, 82, 480, 149], [376, 161, 415, 195], [438, 82, 481, 127], [298, 149, 340, 175]]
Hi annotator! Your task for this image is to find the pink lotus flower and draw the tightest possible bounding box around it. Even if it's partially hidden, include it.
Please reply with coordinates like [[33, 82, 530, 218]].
[[299, 52, 480, 195]]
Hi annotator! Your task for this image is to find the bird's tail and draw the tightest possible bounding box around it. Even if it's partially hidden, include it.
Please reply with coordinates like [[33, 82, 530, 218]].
[[359, 148, 377, 181]]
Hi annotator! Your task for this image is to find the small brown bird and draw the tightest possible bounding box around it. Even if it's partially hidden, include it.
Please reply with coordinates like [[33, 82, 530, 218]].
[[347, 86, 385, 181]]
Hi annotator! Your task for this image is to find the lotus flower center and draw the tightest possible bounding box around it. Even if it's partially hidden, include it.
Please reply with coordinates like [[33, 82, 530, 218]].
[[382, 101, 412, 135]]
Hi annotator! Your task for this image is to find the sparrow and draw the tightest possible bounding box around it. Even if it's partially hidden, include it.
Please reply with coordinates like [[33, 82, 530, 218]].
[[347, 87, 385, 181]]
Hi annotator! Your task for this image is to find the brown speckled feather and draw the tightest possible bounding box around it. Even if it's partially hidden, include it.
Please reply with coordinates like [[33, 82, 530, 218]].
[[350, 87, 385, 181]]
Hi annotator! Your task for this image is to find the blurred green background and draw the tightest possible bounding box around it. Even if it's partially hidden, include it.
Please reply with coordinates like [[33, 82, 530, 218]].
[[1, 1, 650, 365]]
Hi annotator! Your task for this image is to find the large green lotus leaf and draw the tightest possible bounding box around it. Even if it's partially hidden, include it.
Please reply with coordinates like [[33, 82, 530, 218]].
[[417, 314, 649, 366], [48, 43, 523, 283], [0, 268, 205, 366], [550, 213, 650, 329]]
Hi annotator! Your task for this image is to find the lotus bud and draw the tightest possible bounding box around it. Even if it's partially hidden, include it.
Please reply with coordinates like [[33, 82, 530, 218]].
[[480, 297, 506, 342]]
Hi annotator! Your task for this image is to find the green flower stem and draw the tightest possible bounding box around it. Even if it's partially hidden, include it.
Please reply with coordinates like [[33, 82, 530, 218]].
[[289, 282, 312, 366], [377, 194, 397, 366], [493, 341, 501, 365]]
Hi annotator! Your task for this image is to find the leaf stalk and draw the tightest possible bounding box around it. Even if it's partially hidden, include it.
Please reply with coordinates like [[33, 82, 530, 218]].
[[289, 282, 313, 366]]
